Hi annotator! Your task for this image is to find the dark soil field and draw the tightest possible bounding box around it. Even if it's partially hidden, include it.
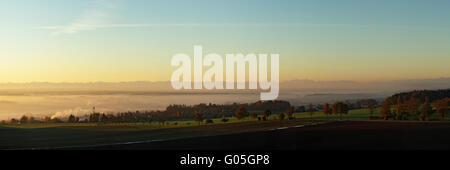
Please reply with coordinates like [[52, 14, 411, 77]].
[[0, 119, 315, 149], [80, 121, 450, 150]]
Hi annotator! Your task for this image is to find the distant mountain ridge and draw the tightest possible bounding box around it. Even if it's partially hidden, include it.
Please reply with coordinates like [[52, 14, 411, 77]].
[[0, 78, 448, 92], [281, 78, 450, 90]]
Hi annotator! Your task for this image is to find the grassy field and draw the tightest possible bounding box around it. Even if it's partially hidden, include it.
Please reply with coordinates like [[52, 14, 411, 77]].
[[1, 108, 448, 149], [1, 108, 377, 129], [293, 107, 450, 121]]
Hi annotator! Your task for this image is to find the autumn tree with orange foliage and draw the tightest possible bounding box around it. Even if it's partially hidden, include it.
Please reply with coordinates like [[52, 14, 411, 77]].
[[323, 103, 331, 119], [380, 100, 392, 120], [406, 96, 421, 118], [285, 107, 294, 120], [332, 102, 349, 120], [420, 97, 433, 121], [194, 110, 204, 125], [436, 98, 450, 120], [395, 97, 406, 120]]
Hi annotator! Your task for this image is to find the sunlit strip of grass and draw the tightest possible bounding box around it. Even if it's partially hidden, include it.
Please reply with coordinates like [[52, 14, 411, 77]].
[[2, 108, 448, 130], [0, 108, 375, 129], [0, 116, 262, 130]]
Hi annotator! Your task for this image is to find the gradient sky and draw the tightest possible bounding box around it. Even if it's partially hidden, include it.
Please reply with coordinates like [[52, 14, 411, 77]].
[[1, 0, 449, 83]]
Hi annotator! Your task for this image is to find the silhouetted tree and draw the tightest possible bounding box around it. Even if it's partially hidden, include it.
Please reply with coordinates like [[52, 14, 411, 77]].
[[43, 116, 52, 123], [307, 104, 314, 121], [263, 109, 272, 120], [89, 113, 100, 122], [157, 116, 166, 126], [278, 112, 285, 120], [165, 100, 291, 120], [19, 115, 28, 124], [68, 114, 77, 123], [10, 118, 19, 124], [194, 110, 204, 125], [323, 103, 331, 119], [28, 116, 36, 123], [235, 106, 248, 120]]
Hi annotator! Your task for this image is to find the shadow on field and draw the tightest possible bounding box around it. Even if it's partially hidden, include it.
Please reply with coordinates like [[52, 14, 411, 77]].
[[78, 121, 450, 150]]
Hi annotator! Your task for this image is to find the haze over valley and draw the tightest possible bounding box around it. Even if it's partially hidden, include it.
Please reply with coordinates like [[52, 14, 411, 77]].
[[1, 78, 448, 120]]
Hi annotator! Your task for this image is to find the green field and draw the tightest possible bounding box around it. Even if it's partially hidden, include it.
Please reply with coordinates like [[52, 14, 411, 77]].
[[1, 108, 448, 149], [0, 108, 378, 129]]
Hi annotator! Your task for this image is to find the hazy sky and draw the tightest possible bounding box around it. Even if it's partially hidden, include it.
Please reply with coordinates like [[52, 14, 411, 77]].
[[1, 0, 449, 83]]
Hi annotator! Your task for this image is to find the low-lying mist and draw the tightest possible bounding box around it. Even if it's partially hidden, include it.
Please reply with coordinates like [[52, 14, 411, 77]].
[[1, 78, 448, 120]]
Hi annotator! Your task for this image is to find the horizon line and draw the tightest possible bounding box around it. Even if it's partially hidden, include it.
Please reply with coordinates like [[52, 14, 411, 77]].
[[0, 77, 449, 85]]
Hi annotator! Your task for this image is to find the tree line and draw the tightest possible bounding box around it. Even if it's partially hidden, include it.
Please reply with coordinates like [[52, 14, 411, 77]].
[[2, 100, 291, 125], [380, 95, 449, 121], [3, 89, 448, 125]]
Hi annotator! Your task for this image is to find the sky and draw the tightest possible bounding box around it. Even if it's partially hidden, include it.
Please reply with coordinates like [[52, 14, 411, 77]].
[[0, 0, 450, 83]]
